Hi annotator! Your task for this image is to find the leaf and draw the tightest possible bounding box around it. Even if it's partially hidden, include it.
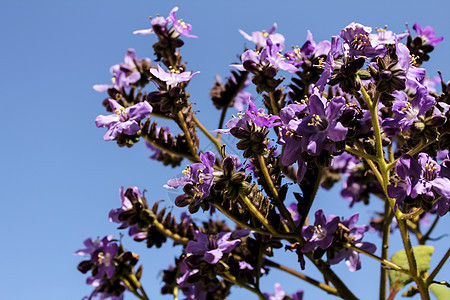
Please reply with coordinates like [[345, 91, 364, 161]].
[[430, 283, 450, 300], [388, 245, 434, 291]]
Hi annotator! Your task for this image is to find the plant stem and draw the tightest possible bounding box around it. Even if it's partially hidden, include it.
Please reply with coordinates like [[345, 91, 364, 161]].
[[121, 277, 145, 300], [240, 194, 278, 236], [147, 209, 189, 245], [192, 114, 223, 156], [398, 220, 430, 299], [380, 202, 393, 300], [265, 259, 339, 296], [214, 203, 273, 236], [426, 248, 450, 285], [345, 145, 378, 162], [268, 91, 279, 115], [140, 133, 197, 163], [177, 110, 199, 160], [129, 273, 150, 300], [257, 155, 299, 235]]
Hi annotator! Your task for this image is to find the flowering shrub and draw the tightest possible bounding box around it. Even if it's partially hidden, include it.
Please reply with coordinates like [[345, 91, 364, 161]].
[[77, 6, 450, 300]]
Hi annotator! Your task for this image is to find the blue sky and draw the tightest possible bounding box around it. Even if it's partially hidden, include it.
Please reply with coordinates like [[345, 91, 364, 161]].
[[1, 0, 449, 299]]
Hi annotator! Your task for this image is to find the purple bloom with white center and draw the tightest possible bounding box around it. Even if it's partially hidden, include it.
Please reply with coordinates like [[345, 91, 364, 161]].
[[388, 153, 450, 215], [151, 65, 199, 86], [93, 49, 142, 92], [263, 283, 303, 300], [233, 39, 298, 74], [340, 22, 387, 58], [395, 41, 426, 88], [168, 7, 198, 38], [301, 209, 339, 253], [315, 35, 341, 93], [415, 153, 450, 215], [283, 31, 315, 67], [382, 87, 435, 134], [165, 151, 215, 201], [108, 186, 136, 229], [369, 26, 408, 45], [329, 213, 376, 272], [185, 230, 241, 264], [75, 236, 118, 279], [239, 23, 285, 50], [95, 99, 152, 141], [413, 23, 443, 46], [297, 93, 348, 156], [217, 99, 280, 134], [133, 16, 168, 35], [133, 7, 197, 38]]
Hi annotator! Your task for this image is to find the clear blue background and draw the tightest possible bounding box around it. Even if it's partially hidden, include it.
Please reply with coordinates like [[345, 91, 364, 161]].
[[1, 0, 449, 299]]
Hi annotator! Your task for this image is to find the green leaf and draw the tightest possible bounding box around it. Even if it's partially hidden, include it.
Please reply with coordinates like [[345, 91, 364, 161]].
[[430, 283, 450, 300], [388, 245, 434, 291]]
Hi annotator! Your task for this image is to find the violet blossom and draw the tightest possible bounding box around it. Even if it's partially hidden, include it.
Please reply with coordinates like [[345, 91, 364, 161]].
[[301, 209, 339, 253], [395, 40, 426, 88], [233, 39, 298, 74], [329, 213, 376, 272], [315, 35, 341, 93], [368, 26, 408, 45], [388, 153, 450, 216], [413, 23, 443, 46], [239, 23, 285, 50], [185, 230, 241, 264], [263, 283, 303, 300], [296, 93, 348, 156], [382, 87, 435, 135], [340, 22, 387, 58], [217, 99, 280, 134], [165, 151, 216, 202], [151, 65, 199, 86], [133, 7, 197, 38], [93, 49, 142, 92], [95, 99, 152, 141]]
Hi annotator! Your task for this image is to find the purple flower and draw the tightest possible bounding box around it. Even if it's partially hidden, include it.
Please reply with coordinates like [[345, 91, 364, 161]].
[[263, 283, 303, 300], [233, 39, 298, 74], [297, 93, 348, 156], [413, 23, 443, 46], [109, 186, 135, 228], [93, 49, 142, 92], [95, 99, 152, 141], [133, 16, 168, 35], [168, 7, 198, 38], [133, 7, 197, 38], [301, 209, 339, 253], [395, 41, 426, 88], [369, 26, 408, 45], [388, 153, 450, 216], [165, 151, 216, 202], [329, 213, 376, 272], [382, 87, 436, 135], [340, 22, 387, 58], [151, 65, 199, 86], [216, 99, 280, 134], [230, 73, 254, 110], [185, 230, 241, 264], [315, 35, 341, 93], [283, 31, 315, 67], [75, 236, 118, 279], [239, 23, 285, 50]]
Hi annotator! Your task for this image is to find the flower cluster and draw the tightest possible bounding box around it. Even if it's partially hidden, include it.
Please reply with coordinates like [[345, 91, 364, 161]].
[[83, 8, 450, 300]]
